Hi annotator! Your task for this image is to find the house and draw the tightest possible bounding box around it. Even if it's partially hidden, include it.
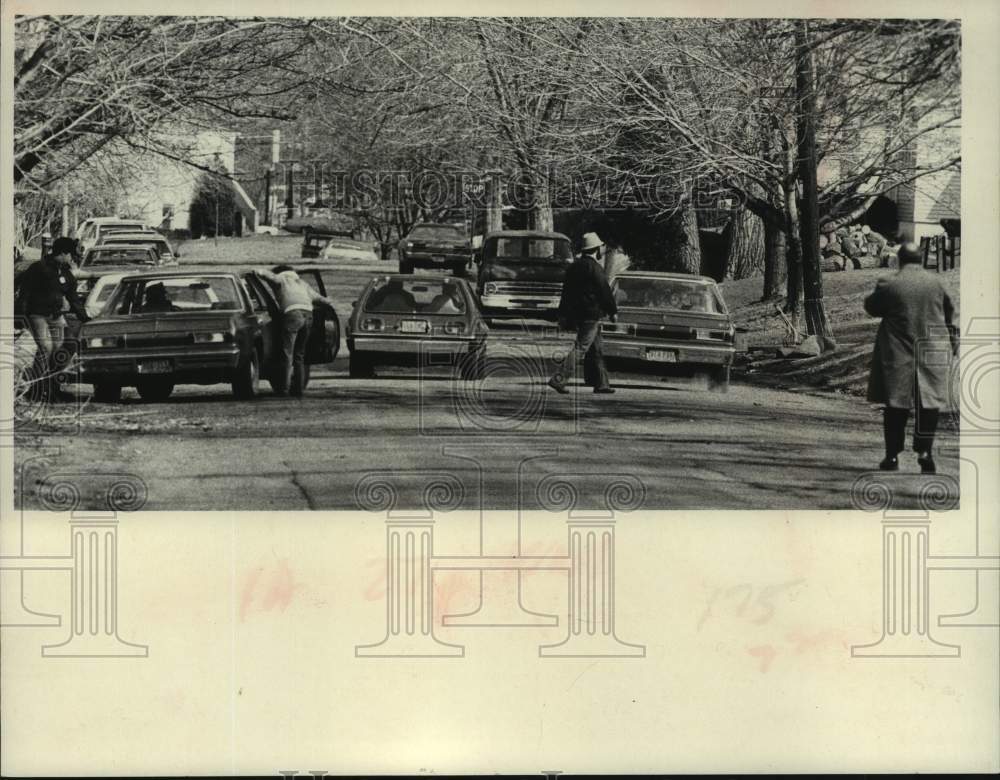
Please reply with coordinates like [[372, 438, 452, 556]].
[[117, 130, 258, 236]]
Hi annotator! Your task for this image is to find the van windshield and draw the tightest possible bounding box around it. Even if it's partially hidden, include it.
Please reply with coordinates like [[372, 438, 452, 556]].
[[485, 236, 572, 263]]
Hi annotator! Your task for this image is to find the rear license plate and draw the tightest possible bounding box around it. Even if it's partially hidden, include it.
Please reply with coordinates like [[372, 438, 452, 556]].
[[400, 320, 428, 334], [432, 255, 445, 264], [645, 349, 677, 363], [137, 359, 172, 374]]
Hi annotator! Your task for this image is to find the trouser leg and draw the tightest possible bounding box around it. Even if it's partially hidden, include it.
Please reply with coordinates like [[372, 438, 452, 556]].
[[27, 315, 58, 399], [913, 408, 939, 454], [552, 321, 600, 384], [276, 315, 297, 395], [883, 406, 909, 458], [290, 318, 312, 396], [587, 327, 610, 390]]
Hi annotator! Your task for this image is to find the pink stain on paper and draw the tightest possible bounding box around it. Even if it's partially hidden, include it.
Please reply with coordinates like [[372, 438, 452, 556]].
[[239, 559, 301, 621]]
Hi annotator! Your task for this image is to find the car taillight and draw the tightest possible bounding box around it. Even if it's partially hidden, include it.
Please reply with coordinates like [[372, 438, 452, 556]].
[[444, 321, 466, 335], [361, 318, 384, 331], [603, 322, 633, 334], [695, 328, 730, 341]]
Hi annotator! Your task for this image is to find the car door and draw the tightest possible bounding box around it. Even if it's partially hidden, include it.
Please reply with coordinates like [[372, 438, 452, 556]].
[[295, 268, 339, 364], [241, 274, 280, 375]]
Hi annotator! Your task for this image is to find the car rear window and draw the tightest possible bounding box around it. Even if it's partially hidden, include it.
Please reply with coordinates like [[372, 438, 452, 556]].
[[408, 225, 466, 242], [84, 249, 158, 266], [486, 237, 572, 262], [108, 276, 242, 315], [364, 278, 467, 315], [614, 277, 725, 314]]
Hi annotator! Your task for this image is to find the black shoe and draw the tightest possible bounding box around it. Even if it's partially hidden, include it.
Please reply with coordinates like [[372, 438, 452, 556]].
[[594, 386, 615, 394], [879, 456, 899, 471], [547, 377, 569, 394], [917, 452, 936, 474]]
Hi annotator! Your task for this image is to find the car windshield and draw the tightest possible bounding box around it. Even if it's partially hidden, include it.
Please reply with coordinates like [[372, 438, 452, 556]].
[[108, 276, 242, 315], [486, 236, 572, 263], [84, 249, 158, 266], [408, 225, 466, 242], [364, 278, 467, 315], [614, 277, 725, 314]]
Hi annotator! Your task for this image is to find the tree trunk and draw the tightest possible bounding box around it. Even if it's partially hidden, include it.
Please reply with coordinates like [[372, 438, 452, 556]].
[[794, 20, 836, 351], [725, 206, 765, 280], [761, 217, 786, 300], [784, 199, 804, 327], [668, 191, 701, 274], [528, 176, 554, 231], [486, 170, 503, 232]]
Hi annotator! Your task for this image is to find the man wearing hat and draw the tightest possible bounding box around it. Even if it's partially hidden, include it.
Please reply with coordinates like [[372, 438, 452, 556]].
[[864, 241, 957, 473], [548, 232, 617, 394], [15, 236, 89, 401]]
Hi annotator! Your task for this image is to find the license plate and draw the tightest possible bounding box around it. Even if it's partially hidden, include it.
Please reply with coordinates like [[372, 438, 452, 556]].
[[400, 320, 428, 334], [645, 349, 677, 363], [137, 359, 172, 374], [432, 255, 445, 264]]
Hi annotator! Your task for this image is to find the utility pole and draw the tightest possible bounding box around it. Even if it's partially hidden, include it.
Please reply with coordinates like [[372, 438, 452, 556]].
[[794, 19, 835, 351]]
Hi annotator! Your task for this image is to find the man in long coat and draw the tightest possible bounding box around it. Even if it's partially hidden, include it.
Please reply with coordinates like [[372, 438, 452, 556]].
[[864, 242, 957, 473]]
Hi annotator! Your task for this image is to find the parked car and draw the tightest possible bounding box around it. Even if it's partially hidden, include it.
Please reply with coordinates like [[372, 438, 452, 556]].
[[601, 271, 738, 392], [346, 274, 487, 379], [284, 210, 357, 237], [475, 230, 573, 320], [98, 230, 179, 262], [75, 217, 147, 253], [398, 223, 471, 276], [79, 269, 339, 402]]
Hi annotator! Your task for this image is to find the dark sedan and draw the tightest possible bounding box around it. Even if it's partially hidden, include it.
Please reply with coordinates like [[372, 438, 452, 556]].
[[601, 272, 737, 391], [346, 274, 487, 379], [398, 223, 471, 276], [80, 269, 339, 402]]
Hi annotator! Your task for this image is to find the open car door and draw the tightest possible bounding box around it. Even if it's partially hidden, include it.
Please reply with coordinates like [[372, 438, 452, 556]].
[[295, 268, 340, 364]]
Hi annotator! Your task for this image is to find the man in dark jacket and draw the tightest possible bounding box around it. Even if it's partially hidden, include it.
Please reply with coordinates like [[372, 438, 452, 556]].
[[548, 232, 617, 394], [864, 242, 957, 474], [16, 236, 89, 401]]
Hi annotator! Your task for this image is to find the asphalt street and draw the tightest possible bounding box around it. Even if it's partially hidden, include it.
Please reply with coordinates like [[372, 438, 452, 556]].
[[13, 249, 960, 511], [19, 352, 959, 511]]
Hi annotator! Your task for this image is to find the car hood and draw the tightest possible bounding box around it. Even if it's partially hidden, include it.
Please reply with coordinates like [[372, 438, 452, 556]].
[[480, 260, 568, 282], [82, 311, 238, 335]]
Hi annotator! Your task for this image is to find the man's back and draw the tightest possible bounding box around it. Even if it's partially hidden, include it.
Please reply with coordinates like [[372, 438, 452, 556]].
[[560, 255, 616, 324]]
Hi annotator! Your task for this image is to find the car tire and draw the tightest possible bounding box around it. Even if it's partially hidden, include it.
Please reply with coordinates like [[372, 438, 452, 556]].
[[707, 365, 730, 393], [92, 381, 122, 404], [136, 378, 174, 403], [398, 258, 413, 274], [460, 343, 486, 381], [232, 349, 260, 399], [349, 352, 375, 379]]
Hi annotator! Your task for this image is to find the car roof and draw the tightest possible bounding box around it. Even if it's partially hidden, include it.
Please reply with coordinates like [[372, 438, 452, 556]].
[[87, 244, 158, 252], [103, 230, 163, 236], [483, 230, 571, 241], [87, 217, 145, 225], [368, 273, 468, 283], [615, 271, 719, 284], [410, 222, 465, 230], [117, 270, 238, 282]]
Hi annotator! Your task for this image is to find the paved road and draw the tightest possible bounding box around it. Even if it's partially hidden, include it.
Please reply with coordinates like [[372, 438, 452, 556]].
[[13, 251, 960, 511], [17, 350, 959, 511]]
